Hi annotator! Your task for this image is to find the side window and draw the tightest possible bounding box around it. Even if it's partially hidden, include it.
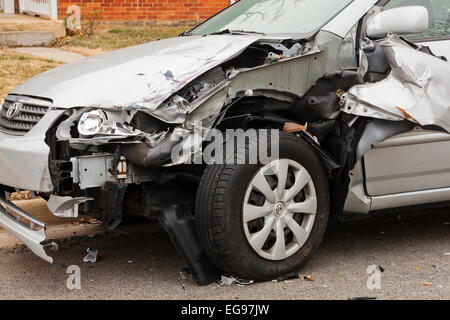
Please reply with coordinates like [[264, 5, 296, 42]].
[[384, 0, 450, 39]]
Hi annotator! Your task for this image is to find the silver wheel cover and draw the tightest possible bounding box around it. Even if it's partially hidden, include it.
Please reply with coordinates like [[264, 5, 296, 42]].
[[243, 159, 317, 261]]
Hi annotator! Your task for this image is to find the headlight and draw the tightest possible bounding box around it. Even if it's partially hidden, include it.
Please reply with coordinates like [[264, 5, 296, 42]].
[[77, 109, 106, 136]]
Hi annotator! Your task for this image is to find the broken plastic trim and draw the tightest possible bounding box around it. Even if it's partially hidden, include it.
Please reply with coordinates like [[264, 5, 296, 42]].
[[160, 204, 221, 285], [47, 195, 93, 218], [0, 193, 52, 263]]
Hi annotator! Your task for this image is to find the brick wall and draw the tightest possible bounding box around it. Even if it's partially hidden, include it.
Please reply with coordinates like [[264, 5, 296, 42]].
[[58, 0, 231, 22]]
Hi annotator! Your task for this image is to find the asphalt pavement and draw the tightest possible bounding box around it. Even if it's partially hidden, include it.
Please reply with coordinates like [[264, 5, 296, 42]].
[[0, 200, 448, 300]]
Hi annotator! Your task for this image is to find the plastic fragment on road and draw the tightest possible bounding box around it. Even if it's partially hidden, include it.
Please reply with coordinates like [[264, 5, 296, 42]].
[[275, 272, 300, 282], [179, 268, 194, 281], [83, 248, 98, 263], [217, 275, 254, 287], [44, 242, 59, 251]]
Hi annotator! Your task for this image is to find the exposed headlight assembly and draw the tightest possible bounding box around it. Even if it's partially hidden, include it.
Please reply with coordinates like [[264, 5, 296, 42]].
[[77, 109, 138, 137], [59, 108, 169, 145], [77, 109, 107, 136]]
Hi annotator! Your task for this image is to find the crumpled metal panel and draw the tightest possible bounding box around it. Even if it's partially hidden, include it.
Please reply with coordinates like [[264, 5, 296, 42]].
[[343, 34, 450, 131], [11, 35, 259, 112]]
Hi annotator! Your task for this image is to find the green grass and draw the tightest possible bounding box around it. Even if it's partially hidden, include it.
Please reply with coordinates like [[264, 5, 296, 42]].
[[57, 26, 190, 51]]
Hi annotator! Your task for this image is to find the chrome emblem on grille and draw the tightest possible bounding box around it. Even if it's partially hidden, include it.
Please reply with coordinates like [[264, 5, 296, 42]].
[[6, 102, 22, 120]]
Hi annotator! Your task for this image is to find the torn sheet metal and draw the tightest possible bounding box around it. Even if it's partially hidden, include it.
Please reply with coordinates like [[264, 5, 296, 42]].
[[343, 34, 450, 132], [11, 35, 259, 112]]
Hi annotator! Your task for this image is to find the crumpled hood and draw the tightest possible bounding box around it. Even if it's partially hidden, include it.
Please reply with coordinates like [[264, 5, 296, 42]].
[[12, 35, 260, 109]]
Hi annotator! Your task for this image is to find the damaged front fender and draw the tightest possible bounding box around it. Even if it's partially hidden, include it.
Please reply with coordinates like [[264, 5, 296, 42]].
[[343, 34, 450, 131]]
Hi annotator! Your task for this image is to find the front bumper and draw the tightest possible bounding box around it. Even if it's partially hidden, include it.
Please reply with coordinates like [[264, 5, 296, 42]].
[[0, 110, 65, 193], [0, 110, 65, 263], [0, 193, 52, 263]]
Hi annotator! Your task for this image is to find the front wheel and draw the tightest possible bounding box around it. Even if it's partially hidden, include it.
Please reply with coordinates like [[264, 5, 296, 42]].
[[195, 132, 330, 281]]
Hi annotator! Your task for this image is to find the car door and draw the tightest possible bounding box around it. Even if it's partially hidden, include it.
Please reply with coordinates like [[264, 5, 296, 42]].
[[363, 0, 450, 203]]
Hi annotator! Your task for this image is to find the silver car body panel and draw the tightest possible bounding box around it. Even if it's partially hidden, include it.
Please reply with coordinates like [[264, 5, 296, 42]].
[[0, 109, 65, 192], [12, 35, 260, 110], [364, 130, 450, 196], [0, 193, 52, 263], [343, 34, 450, 132], [341, 33, 450, 214], [343, 160, 372, 214], [370, 187, 450, 211], [344, 157, 450, 214]]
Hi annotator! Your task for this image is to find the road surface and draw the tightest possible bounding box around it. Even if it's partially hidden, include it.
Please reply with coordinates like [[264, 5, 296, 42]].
[[0, 200, 448, 300]]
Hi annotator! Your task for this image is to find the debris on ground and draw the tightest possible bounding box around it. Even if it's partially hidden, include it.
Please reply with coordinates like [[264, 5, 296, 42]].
[[179, 268, 194, 281], [349, 297, 377, 300], [300, 275, 315, 281], [423, 283, 433, 287], [274, 272, 300, 282], [444, 252, 450, 256], [54, 262, 67, 268], [217, 276, 254, 287], [9, 191, 37, 201], [83, 248, 98, 263], [72, 218, 102, 226], [44, 242, 59, 251], [346, 277, 358, 281]]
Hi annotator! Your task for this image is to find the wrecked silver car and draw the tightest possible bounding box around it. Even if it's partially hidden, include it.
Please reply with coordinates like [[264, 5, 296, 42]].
[[1, 0, 450, 284]]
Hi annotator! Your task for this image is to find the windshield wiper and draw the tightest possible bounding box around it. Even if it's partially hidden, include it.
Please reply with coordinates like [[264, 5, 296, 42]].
[[179, 31, 194, 37], [209, 29, 266, 36]]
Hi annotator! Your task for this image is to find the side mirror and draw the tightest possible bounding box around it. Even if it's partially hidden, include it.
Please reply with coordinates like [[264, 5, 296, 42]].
[[366, 6, 429, 39]]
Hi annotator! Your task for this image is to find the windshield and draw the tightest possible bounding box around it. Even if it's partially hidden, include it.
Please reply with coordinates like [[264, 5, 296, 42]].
[[190, 0, 355, 35]]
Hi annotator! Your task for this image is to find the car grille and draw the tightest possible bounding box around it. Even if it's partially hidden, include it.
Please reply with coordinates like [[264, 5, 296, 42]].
[[0, 95, 52, 136]]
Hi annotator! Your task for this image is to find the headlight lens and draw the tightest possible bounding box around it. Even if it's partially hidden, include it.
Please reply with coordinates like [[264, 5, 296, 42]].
[[77, 109, 106, 136]]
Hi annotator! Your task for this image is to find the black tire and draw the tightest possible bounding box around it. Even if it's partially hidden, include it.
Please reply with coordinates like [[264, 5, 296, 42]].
[[195, 132, 330, 281]]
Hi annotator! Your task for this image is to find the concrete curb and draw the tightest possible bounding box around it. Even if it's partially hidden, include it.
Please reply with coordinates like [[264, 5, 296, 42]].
[[0, 31, 55, 47]]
